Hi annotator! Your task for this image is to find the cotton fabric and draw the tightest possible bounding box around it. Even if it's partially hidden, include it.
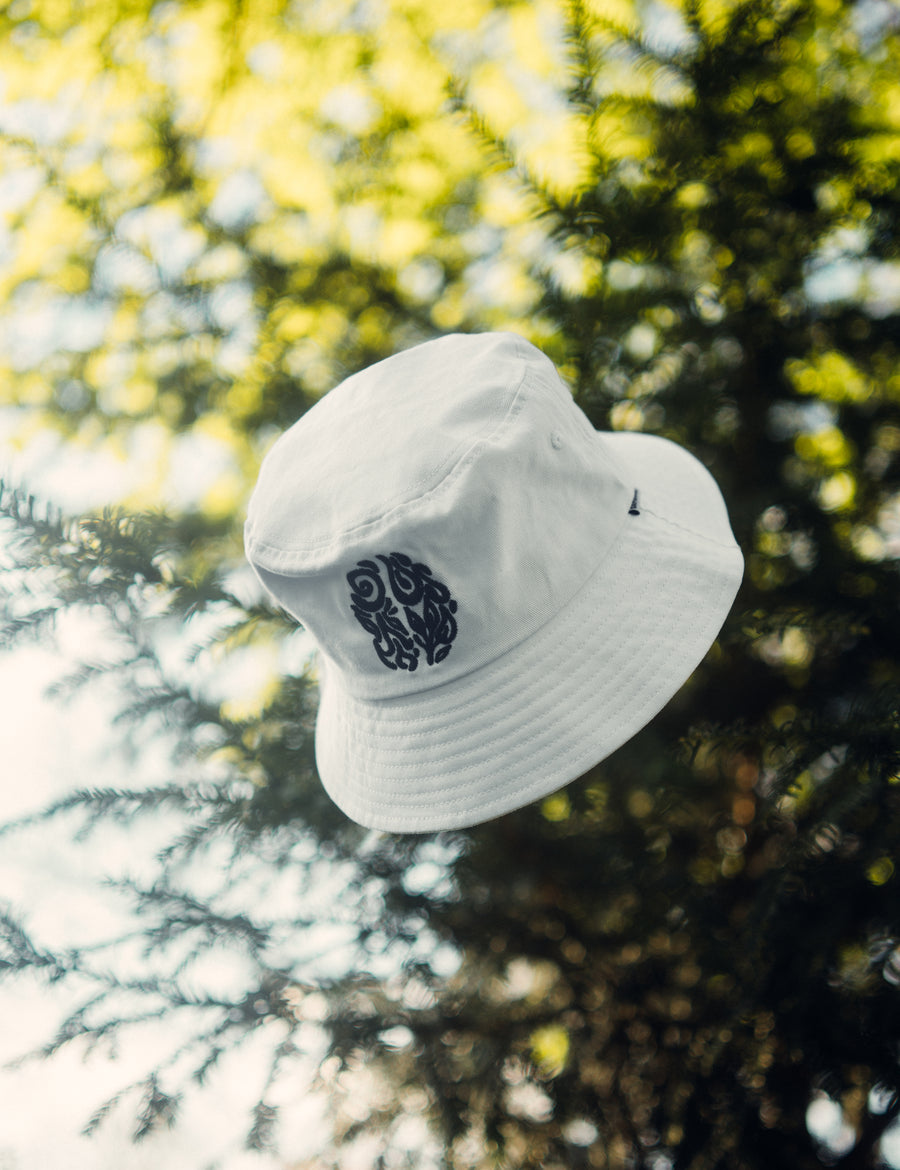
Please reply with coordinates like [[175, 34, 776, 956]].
[[245, 332, 743, 832]]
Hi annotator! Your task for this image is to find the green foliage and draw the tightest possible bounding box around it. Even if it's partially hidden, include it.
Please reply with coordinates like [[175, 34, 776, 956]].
[[2, 0, 900, 1166]]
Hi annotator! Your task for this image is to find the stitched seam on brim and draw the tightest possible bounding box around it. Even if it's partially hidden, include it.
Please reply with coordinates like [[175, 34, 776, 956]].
[[317, 532, 739, 820], [321, 564, 737, 825]]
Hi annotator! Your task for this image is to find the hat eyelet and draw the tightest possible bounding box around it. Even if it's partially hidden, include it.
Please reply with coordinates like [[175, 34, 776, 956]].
[[550, 431, 563, 450]]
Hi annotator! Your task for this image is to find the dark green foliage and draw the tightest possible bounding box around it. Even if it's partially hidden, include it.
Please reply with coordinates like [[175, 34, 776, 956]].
[[2, 0, 900, 1166]]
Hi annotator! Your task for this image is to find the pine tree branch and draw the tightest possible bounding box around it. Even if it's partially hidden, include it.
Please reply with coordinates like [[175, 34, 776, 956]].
[[445, 77, 578, 225], [0, 785, 206, 839]]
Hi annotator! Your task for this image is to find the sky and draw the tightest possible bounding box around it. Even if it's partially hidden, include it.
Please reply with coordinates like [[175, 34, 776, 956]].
[[0, 641, 319, 1169], [0, 417, 309, 1167]]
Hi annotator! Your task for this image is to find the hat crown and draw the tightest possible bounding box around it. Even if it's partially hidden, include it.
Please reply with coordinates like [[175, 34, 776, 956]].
[[248, 333, 572, 560], [245, 332, 633, 699]]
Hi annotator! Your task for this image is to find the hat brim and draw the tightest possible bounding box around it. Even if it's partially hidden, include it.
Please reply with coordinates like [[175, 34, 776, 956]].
[[314, 432, 743, 833]]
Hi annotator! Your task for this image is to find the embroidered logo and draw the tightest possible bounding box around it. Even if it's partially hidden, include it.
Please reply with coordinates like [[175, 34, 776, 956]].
[[346, 552, 458, 672]]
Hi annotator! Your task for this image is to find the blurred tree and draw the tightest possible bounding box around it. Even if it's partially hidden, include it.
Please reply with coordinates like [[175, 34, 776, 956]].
[[2, 0, 900, 1167]]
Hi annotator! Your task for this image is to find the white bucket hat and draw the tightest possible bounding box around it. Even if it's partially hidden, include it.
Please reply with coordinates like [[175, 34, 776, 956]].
[[244, 332, 743, 833]]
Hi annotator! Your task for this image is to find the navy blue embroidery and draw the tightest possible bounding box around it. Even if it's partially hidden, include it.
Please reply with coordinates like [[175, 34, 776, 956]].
[[347, 552, 458, 672]]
